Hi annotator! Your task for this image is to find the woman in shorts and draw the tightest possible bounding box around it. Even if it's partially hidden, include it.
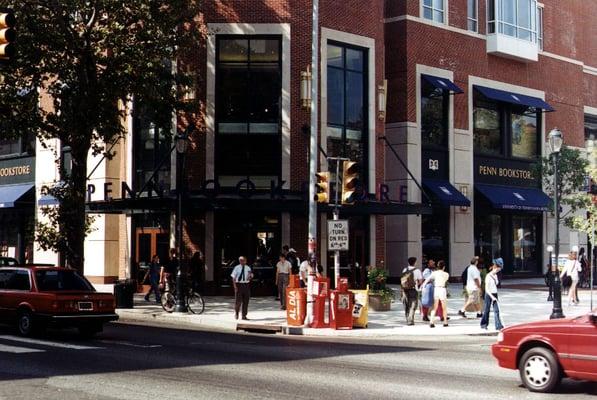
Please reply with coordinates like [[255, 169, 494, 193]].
[[421, 260, 450, 328]]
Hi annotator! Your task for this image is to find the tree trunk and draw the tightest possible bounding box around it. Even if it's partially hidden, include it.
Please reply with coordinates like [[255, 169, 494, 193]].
[[62, 145, 89, 273]]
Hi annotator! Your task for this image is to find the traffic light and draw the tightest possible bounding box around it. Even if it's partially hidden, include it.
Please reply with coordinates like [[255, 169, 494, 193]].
[[341, 160, 360, 204], [315, 172, 330, 203], [0, 9, 15, 62]]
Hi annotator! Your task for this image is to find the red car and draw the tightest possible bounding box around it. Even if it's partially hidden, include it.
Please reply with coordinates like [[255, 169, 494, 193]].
[[492, 311, 597, 392], [0, 265, 118, 337]]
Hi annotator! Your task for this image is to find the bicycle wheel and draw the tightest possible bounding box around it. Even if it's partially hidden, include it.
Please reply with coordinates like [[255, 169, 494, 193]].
[[187, 291, 205, 314], [161, 291, 176, 313]]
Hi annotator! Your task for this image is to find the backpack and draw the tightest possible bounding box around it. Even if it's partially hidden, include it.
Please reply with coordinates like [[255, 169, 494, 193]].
[[400, 268, 416, 290], [461, 266, 470, 288]]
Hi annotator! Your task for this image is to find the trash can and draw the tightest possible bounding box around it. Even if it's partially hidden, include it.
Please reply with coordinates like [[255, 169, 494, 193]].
[[114, 279, 135, 309], [350, 287, 369, 328]]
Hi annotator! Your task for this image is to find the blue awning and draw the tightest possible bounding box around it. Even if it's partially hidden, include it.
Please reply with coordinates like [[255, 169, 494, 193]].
[[422, 179, 471, 207], [422, 74, 463, 94], [38, 193, 59, 206], [475, 184, 550, 212], [474, 85, 554, 111], [0, 183, 34, 208]]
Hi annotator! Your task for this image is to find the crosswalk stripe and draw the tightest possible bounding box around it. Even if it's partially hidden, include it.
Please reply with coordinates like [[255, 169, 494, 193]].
[[0, 335, 102, 350], [0, 343, 45, 354]]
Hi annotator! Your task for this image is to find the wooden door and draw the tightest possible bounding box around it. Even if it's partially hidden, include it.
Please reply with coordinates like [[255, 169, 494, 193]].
[[135, 228, 168, 292]]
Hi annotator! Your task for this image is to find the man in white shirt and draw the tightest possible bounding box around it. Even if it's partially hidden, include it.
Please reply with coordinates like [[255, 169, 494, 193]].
[[401, 257, 423, 325], [231, 256, 253, 320], [275, 254, 292, 310], [299, 256, 311, 288], [459, 256, 482, 318]]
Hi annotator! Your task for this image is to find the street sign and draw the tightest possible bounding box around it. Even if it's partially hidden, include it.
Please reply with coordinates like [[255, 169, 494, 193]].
[[328, 219, 349, 251]]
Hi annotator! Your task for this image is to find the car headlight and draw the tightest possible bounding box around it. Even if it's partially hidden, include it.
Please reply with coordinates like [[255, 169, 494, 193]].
[[497, 332, 504, 343]]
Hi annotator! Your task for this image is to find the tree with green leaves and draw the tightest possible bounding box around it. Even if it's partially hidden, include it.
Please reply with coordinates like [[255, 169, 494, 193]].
[[567, 145, 597, 245], [536, 146, 588, 228], [0, 1, 201, 272]]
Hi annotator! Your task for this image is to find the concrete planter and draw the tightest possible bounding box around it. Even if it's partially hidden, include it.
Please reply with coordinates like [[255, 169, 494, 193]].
[[368, 294, 391, 311]]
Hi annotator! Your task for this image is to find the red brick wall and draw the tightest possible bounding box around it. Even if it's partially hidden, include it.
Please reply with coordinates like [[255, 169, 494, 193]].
[[385, 0, 597, 148]]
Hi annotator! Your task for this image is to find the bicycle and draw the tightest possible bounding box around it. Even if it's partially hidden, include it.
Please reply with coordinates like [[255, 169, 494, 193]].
[[161, 280, 205, 314]]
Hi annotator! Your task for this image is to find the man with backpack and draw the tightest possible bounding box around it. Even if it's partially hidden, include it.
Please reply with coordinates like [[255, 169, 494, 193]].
[[401, 257, 423, 325]]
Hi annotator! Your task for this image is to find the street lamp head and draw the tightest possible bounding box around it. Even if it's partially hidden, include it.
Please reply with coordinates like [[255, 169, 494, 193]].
[[546, 245, 554, 253], [548, 128, 563, 154]]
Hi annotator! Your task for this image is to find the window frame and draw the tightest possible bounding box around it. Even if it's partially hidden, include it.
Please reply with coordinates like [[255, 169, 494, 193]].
[[585, 114, 597, 141], [326, 40, 370, 187], [214, 35, 283, 185], [488, 0, 538, 43], [422, 0, 447, 24], [468, 0, 479, 32], [0, 135, 35, 159], [537, 5, 544, 50], [473, 89, 541, 161]]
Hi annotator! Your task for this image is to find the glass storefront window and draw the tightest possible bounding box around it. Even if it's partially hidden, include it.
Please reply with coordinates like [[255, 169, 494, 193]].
[[216, 36, 282, 187], [585, 114, 597, 141], [474, 102, 501, 155], [475, 214, 502, 267], [511, 111, 537, 159], [421, 80, 448, 147], [512, 215, 539, 273], [422, 211, 449, 267]]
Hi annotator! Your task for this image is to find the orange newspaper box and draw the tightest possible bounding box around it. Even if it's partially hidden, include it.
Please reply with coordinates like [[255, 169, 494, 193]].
[[330, 278, 353, 330], [288, 274, 300, 288], [310, 277, 330, 328], [286, 287, 307, 326]]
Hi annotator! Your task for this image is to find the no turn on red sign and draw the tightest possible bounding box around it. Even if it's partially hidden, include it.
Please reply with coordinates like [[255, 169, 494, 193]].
[[328, 219, 349, 251]]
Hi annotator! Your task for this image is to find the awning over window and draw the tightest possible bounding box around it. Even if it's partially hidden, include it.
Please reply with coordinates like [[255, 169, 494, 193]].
[[422, 179, 471, 207], [422, 74, 463, 94], [0, 183, 34, 208], [474, 85, 554, 111], [475, 184, 550, 212]]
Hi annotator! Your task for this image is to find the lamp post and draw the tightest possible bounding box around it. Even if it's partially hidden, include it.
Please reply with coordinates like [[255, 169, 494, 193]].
[[174, 128, 190, 313], [547, 244, 554, 301], [549, 128, 565, 320]]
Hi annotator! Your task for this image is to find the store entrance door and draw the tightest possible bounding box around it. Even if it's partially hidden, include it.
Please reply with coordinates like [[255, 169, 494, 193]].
[[135, 228, 169, 291], [215, 213, 281, 295]]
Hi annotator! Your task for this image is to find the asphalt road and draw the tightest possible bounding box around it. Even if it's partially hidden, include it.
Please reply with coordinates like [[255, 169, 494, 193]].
[[0, 322, 594, 400]]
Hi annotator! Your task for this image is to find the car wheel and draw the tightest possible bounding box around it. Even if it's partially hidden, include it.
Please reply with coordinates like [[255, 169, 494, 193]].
[[17, 310, 36, 337], [518, 347, 561, 393]]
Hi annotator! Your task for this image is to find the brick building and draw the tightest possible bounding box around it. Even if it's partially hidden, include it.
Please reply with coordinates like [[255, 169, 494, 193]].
[[3, 1, 594, 290]]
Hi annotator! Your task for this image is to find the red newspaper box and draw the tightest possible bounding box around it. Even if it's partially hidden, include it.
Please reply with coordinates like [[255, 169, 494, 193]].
[[330, 279, 353, 330], [310, 277, 330, 328], [286, 287, 307, 326]]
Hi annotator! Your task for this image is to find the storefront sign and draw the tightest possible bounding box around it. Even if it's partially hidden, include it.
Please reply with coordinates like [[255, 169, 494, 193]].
[[0, 156, 35, 185], [474, 157, 538, 187], [328, 220, 349, 251], [422, 150, 448, 180]]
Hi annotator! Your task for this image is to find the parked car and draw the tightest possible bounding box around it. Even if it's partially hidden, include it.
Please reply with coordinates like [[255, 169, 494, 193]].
[[0, 265, 118, 337], [492, 311, 597, 393], [0, 257, 19, 266]]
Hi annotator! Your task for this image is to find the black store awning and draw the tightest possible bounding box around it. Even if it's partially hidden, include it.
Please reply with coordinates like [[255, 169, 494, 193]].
[[474, 85, 554, 111], [422, 179, 471, 207], [475, 184, 551, 212], [422, 74, 463, 94]]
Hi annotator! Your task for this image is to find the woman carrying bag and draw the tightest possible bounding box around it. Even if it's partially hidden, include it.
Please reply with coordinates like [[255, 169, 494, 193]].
[[561, 250, 581, 305]]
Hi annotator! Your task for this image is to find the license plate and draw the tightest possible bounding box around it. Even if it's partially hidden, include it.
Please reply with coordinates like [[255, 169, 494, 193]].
[[78, 302, 93, 311]]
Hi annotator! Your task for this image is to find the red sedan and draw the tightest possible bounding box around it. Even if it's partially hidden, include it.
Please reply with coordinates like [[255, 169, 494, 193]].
[[492, 311, 597, 392], [0, 265, 118, 337]]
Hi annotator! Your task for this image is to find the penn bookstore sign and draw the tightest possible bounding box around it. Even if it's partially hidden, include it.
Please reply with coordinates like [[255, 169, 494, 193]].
[[328, 220, 349, 251], [0, 156, 35, 185], [474, 156, 539, 187]]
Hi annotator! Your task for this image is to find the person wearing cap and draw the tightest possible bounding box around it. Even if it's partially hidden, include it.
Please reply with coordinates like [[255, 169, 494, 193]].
[[480, 260, 504, 330]]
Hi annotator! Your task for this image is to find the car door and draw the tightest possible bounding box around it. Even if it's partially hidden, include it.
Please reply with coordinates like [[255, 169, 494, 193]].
[[0, 269, 16, 319], [4, 269, 32, 319], [566, 314, 597, 379]]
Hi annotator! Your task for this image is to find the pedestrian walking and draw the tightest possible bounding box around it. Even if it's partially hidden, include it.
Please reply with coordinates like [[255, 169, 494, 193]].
[[275, 254, 291, 310], [144, 255, 162, 303], [458, 256, 483, 318], [421, 260, 450, 328], [421, 259, 435, 322], [480, 260, 504, 330], [401, 257, 423, 326], [287, 248, 300, 275], [561, 250, 581, 305], [189, 250, 205, 292], [231, 256, 253, 320], [161, 248, 178, 292]]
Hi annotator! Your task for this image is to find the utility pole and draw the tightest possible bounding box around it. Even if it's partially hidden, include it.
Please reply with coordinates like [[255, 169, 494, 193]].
[[305, 0, 319, 326]]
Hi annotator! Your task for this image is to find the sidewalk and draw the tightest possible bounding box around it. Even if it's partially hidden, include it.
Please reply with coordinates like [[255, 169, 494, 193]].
[[115, 281, 594, 338]]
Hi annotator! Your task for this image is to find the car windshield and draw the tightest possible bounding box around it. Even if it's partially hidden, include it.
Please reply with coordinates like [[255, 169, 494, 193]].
[[34, 270, 95, 291]]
